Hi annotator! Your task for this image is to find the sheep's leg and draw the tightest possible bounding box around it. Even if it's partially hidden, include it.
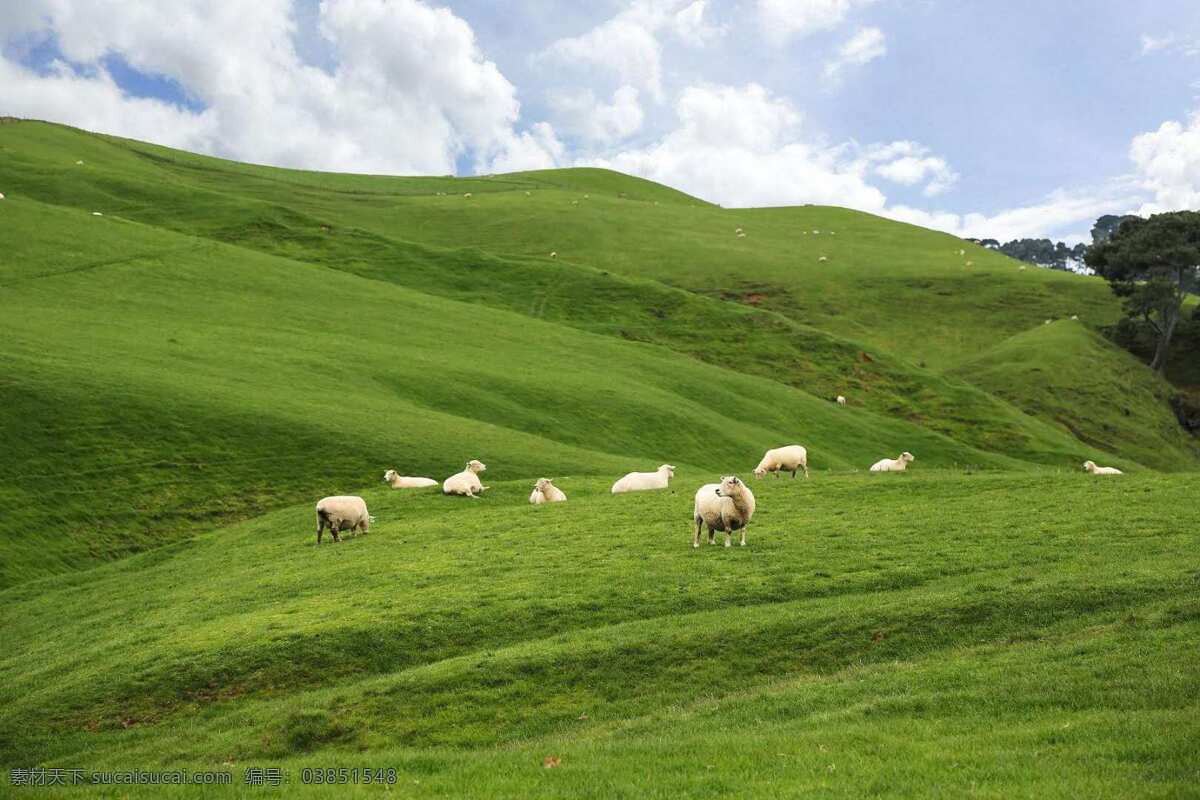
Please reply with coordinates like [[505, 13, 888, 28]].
[[740, 527, 747, 547], [791, 469, 796, 478], [724, 528, 732, 547], [803, 464, 810, 478], [693, 517, 702, 549], [316, 520, 324, 545], [330, 527, 341, 543], [707, 525, 716, 546]]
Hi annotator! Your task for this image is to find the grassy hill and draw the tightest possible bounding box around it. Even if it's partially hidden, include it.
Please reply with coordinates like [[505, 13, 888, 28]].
[[0, 120, 1197, 796]]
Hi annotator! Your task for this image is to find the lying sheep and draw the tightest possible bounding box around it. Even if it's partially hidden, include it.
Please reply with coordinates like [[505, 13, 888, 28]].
[[869, 452, 914, 472], [1083, 460, 1123, 475], [836, 395, 847, 407], [529, 478, 567, 504], [693, 475, 756, 548], [754, 445, 809, 479], [315, 495, 370, 544], [443, 459, 489, 498], [382, 469, 438, 489], [611, 464, 675, 494]]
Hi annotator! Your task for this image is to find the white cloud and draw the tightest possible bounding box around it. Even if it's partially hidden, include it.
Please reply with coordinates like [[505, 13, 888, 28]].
[[548, 85, 645, 146], [1138, 33, 1200, 58], [823, 26, 886, 81], [1129, 110, 1200, 215], [858, 141, 958, 196], [756, 0, 877, 46], [538, 0, 722, 101], [0, 0, 560, 175]]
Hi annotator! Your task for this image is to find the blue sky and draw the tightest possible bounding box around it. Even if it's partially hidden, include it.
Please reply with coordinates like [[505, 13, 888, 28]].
[[2, 0, 1198, 242]]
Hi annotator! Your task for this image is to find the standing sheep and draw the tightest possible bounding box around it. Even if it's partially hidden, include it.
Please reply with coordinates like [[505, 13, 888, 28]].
[[529, 478, 567, 504], [1083, 460, 1123, 475], [692, 475, 756, 548], [611, 464, 675, 494], [443, 459, 489, 498], [869, 452, 914, 472], [836, 395, 847, 407], [382, 470, 438, 488], [754, 445, 809, 479], [315, 496, 370, 544]]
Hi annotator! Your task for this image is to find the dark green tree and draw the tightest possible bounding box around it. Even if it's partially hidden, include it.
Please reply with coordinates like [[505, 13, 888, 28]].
[[1085, 211, 1200, 374]]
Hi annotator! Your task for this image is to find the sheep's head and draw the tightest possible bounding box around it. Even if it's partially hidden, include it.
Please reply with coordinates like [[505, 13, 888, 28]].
[[753, 466, 767, 479], [383, 469, 397, 483], [1083, 460, 1096, 472], [715, 475, 744, 497], [658, 464, 676, 478], [467, 459, 487, 473], [535, 478, 553, 491], [900, 452, 915, 463]]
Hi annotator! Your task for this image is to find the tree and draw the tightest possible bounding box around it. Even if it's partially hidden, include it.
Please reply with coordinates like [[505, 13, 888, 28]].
[[1085, 211, 1200, 374], [1090, 214, 1137, 246]]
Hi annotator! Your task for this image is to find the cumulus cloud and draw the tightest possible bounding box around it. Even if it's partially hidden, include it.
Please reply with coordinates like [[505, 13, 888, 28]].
[[538, 0, 722, 101], [1129, 110, 1200, 215], [547, 85, 645, 146], [0, 0, 560, 175], [823, 26, 886, 81], [858, 141, 958, 196], [756, 0, 877, 46]]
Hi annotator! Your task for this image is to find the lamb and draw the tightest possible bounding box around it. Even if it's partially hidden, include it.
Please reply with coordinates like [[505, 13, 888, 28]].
[[611, 464, 675, 494], [869, 452, 915, 472], [754, 444, 809, 479], [692, 475, 756, 548], [529, 478, 567, 504], [315, 495, 370, 544], [382, 469, 438, 489], [1083, 460, 1123, 475], [443, 459, 489, 498], [836, 395, 847, 407]]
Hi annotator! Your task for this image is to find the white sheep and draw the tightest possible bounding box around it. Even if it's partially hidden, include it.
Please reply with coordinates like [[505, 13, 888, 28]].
[[813, 229, 821, 234], [1071, 315, 1079, 320], [869, 452, 914, 473], [754, 445, 809, 479], [382, 469, 438, 489], [692, 475, 756, 548], [550, 251, 558, 258], [529, 478, 567, 504], [1045, 319, 1052, 325], [735, 226, 744, 233], [958, 248, 966, 256], [0, 192, 5, 200], [464, 192, 473, 198], [736, 231, 747, 238], [92, 211, 103, 216], [315, 495, 370, 544], [75, 160, 84, 165], [525, 191, 532, 196], [836, 395, 847, 407], [443, 459, 489, 498], [1083, 460, 1123, 475], [1019, 265, 1027, 271], [965, 261, 974, 266], [818, 256, 828, 262], [611, 464, 675, 494]]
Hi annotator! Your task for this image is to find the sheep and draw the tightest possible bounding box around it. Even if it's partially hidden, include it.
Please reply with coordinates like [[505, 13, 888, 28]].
[[965, 261, 974, 266], [382, 469, 438, 489], [529, 478, 567, 504], [1071, 315, 1079, 320], [736, 231, 747, 238], [1019, 265, 1027, 271], [550, 251, 558, 258], [464, 192, 473, 198], [813, 229, 821, 234], [611, 464, 675, 494], [315, 495, 370, 544], [1045, 319, 1052, 325], [92, 211, 103, 216], [1083, 460, 1123, 475], [75, 160, 84, 165], [443, 459, 489, 498], [0, 192, 5, 200], [584, 194, 590, 199], [836, 395, 847, 407], [869, 452, 915, 473], [958, 248, 966, 256], [753, 444, 809, 479], [818, 256, 828, 262], [525, 191, 532, 196], [692, 475, 756, 548]]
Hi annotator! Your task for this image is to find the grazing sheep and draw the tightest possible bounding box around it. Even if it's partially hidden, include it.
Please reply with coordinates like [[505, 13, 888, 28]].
[[813, 229, 821, 234], [443, 459, 489, 498], [1083, 460, 1123, 475], [692, 475, 756, 548], [836, 395, 847, 407], [869, 452, 915, 473], [818, 256, 828, 262], [550, 251, 558, 258], [754, 445, 809, 479], [611, 464, 675, 494], [315, 495, 370, 544], [92, 211, 103, 216], [382, 469, 438, 489], [75, 160, 84, 165], [1071, 315, 1079, 320], [463, 192, 472, 198], [529, 478, 567, 504]]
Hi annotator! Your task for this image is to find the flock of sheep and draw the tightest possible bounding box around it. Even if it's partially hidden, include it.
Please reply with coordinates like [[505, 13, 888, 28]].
[[312, 435, 931, 547]]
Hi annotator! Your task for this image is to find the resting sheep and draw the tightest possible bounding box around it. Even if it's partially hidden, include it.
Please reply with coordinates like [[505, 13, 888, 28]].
[[836, 395, 847, 406], [693, 475, 756, 548], [611, 464, 675, 494], [529, 478, 567, 504], [1083, 460, 1123, 475], [443, 459, 489, 498], [869, 452, 914, 472], [754, 445, 809, 479], [382, 469, 437, 489], [315, 496, 370, 544]]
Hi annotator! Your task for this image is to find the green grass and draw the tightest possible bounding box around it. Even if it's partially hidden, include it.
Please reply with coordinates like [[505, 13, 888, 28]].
[[0, 120, 1197, 797]]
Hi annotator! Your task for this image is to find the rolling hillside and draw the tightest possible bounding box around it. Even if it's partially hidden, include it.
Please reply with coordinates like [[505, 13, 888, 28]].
[[0, 120, 1197, 797]]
